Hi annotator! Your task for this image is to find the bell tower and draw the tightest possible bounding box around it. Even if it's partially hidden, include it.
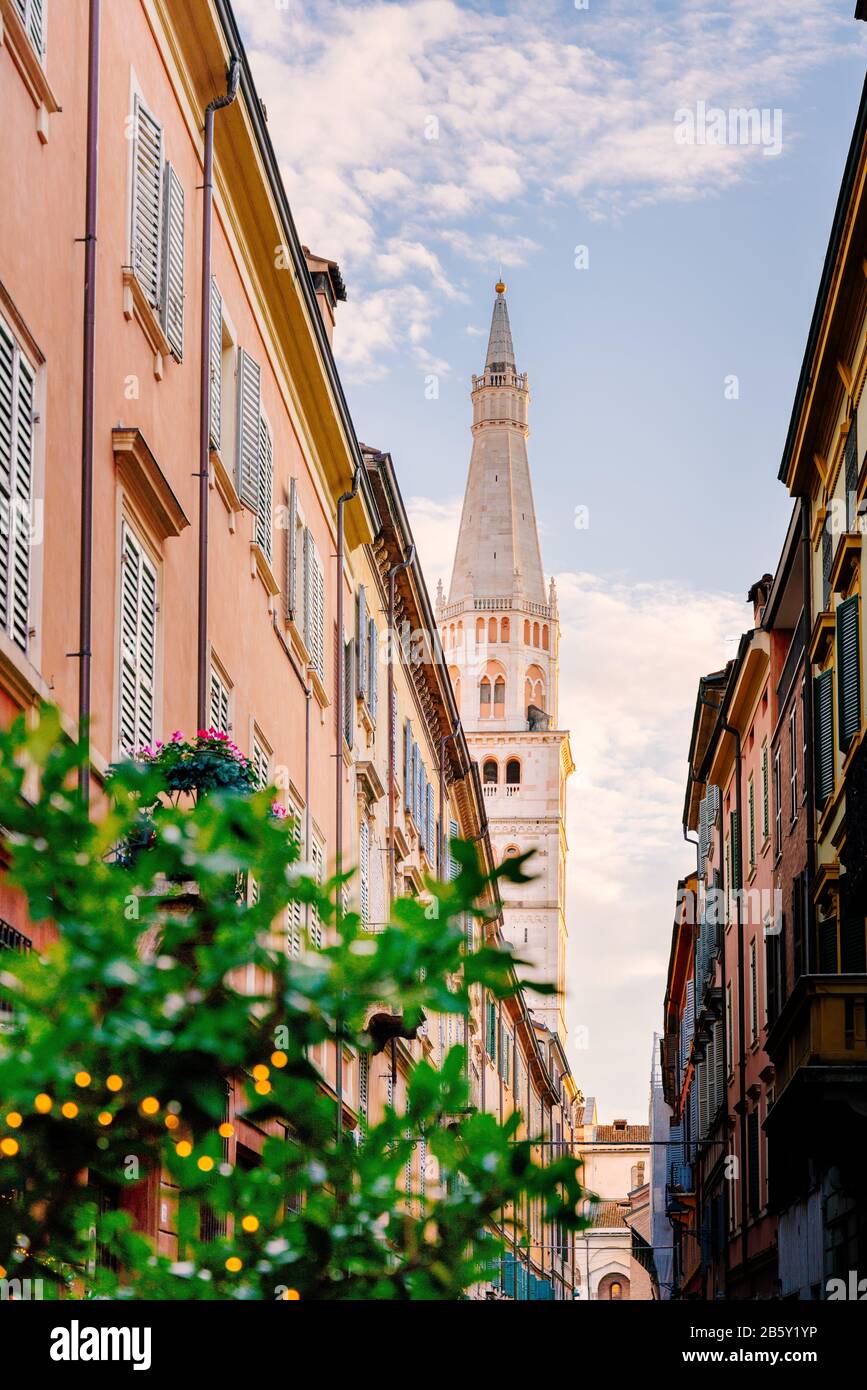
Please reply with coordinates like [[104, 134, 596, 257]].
[[438, 283, 574, 1039]]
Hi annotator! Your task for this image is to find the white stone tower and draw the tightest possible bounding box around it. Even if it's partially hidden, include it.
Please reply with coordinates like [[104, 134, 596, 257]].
[[437, 283, 574, 1040]]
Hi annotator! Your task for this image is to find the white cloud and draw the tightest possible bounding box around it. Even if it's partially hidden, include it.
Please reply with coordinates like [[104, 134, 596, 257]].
[[234, 0, 862, 380]]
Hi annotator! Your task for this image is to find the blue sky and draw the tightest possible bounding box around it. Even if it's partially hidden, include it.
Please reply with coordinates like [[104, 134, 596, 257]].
[[237, 0, 867, 1118]]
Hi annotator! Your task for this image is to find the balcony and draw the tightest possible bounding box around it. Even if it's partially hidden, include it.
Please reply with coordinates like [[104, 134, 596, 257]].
[[765, 974, 867, 1128]]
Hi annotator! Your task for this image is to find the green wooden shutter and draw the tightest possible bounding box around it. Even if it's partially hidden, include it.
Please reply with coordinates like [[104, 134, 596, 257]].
[[822, 523, 833, 612], [837, 594, 860, 751], [814, 668, 834, 807], [845, 420, 858, 532], [748, 779, 755, 868]]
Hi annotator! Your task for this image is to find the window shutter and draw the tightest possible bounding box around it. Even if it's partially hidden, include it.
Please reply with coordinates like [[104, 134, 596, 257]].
[[748, 779, 755, 867], [419, 760, 427, 846], [404, 720, 413, 806], [252, 739, 269, 790], [358, 1050, 369, 1122], [344, 638, 354, 748], [209, 667, 229, 735], [285, 478, 298, 622], [160, 162, 185, 359], [368, 619, 378, 722], [837, 595, 860, 751], [118, 525, 157, 755], [729, 810, 741, 891], [449, 818, 459, 880], [356, 586, 367, 699], [822, 522, 833, 612], [359, 818, 370, 926], [130, 95, 164, 308], [426, 782, 435, 860], [235, 348, 261, 511], [209, 277, 222, 449], [414, 744, 422, 826], [747, 1111, 760, 1215], [0, 329, 34, 652], [761, 747, 769, 840], [256, 415, 273, 562], [310, 839, 324, 950], [311, 546, 325, 680], [814, 668, 834, 807], [845, 420, 858, 532]]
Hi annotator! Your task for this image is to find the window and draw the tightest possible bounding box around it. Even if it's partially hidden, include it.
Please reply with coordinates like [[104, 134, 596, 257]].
[[356, 586, 368, 701], [483, 759, 498, 785], [789, 706, 798, 820], [309, 838, 325, 950], [479, 677, 491, 716], [822, 521, 833, 612], [0, 319, 35, 652], [404, 719, 413, 807], [209, 664, 230, 735], [761, 745, 769, 841], [0, 919, 32, 1022], [367, 618, 378, 722], [209, 278, 223, 450], [118, 523, 157, 756], [747, 776, 755, 869], [129, 94, 185, 358], [12, 0, 46, 59], [773, 748, 782, 857], [493, 676, 505, 715], [814, 668, 834, 808], [505, 759, 521, 786], [358, 1050, 369, 1126], [486, 997, 497, 1061], [845, 419, 858, 532], [747, 1110, 760, 1216], [749, 939, 758, 1043], [837, 594, 861, 752], [500, 617, 510, 642]]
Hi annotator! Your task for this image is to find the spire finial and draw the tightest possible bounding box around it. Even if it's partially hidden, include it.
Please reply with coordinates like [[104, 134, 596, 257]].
[[495, 278, 506, 294]]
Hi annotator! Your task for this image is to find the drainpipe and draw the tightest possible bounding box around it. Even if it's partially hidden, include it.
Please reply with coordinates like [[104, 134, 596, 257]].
[[721, 717, 749, 1288], [437, 720, 460, 878], [800, 496, 816, 970], [196, 59, 240, 731], [77, 0, 100, 804], [334, 464, 360, 1146], [386, 546, 415, 906]]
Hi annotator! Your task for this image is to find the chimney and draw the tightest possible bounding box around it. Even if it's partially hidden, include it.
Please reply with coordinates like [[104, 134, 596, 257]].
[[747, 573, 773, 628], [613, 1118, 627, 1131], [302, 246, 346, 347]]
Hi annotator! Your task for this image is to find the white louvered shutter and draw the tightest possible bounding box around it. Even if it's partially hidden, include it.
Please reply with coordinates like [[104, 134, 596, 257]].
[[344, 638, 354, 749], [287, 807, 303, 958], [160, 163, 185, 359], [252, 739, 269, 790], [358, 1050, 369, 1123], [426, 783, 435, 860], [368, 619, 378, 722], [414, 744, 422, 825], [310, 839, 325, 949], [311, 546, 325, 680], [235, 348, 261, 510], [357, 586, 367, 699], [209, 278, 222, 449], [118, 525, 157, 755], [209, 667, 230, 735], [256, 416, 273, 562], [449, 818, 459, 880], [130, 95, 164, 309], [285, 478, 297, 621], [0, 327, 34, 652], [404, 720, 412, 806], [359, 818, 370, 927]]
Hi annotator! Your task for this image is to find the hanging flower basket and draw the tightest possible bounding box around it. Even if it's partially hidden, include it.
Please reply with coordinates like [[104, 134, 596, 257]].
[[135, 729, 259, 801]]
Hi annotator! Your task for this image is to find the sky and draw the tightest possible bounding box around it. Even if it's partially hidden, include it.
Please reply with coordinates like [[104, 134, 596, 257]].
[[235, 0, 867, 1120]]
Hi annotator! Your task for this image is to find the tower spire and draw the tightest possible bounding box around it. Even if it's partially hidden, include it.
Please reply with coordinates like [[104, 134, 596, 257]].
[[447, 283, 545, 608], [485, 280, 516, 373]]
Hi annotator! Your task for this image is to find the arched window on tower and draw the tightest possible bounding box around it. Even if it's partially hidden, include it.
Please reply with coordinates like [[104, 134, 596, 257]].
[[493, 677, 505, 716], [525, 664, 545, 718], [532, 621, 540, 647], [501, 617, 510, 643], [523, 619, 531, 645], [483, 759, 498, 785], [479, 678, 491, 716], [488, 617, 498, 644], [542, 624, 549, 651], [476, 617, 485, 645], [506, 759, 521, 787]]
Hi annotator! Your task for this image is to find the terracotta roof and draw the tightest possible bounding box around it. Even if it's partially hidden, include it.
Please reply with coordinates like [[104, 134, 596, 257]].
[[594, 1124, 649, 1144], [588, 1201, 629, 1229]]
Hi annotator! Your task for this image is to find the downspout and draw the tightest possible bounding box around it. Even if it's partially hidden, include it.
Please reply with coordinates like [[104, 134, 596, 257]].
[[196, 59, 240, 731], [800, 496, 816, 969], [334, 463, 360, 1145], [386, 545, 415, 906], [721, 716, 749, 1288], [77, 0, 100, 803]]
